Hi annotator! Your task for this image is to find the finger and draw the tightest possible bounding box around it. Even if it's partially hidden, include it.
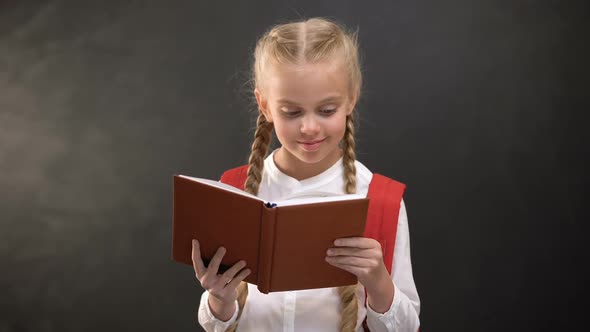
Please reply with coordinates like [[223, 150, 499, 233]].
[[325, 256, 374, 268], [191, 239, 206, 278], [334, 237, 379, 249], [206, 246, 227, 275], [327, 247, 373, 258], [221, 260, 247, 281], [326, 261, 362, 276], [226, 268, 251, 290]]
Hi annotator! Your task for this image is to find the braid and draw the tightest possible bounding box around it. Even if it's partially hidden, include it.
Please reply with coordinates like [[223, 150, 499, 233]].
[[338, 285, 359, 332], [226, 113, 273, 332], [244, 114, 273, 195], [338, 114, 359, 332], [225, 282, 248, 332], [342, 115, 357, 194]]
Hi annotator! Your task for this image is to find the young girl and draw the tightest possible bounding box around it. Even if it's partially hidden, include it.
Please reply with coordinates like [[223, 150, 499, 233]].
[[191, 17, 420, 331]]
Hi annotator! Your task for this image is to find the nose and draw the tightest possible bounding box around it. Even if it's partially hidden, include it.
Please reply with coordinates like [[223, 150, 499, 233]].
[[300, 114, 320, 136]]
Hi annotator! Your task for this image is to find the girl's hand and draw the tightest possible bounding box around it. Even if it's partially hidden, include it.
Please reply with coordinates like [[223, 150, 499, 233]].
[[192, 239, 251, 321], [325, 237, 388, 290], [325, 237, 394, 313]]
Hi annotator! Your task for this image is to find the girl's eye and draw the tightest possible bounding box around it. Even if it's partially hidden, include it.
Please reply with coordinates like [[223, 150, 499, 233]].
[[319, 108, 337, 116], [281, 109, 301, 118]]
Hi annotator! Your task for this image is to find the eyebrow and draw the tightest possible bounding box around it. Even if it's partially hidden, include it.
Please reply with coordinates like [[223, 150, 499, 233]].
[[277, 96, 343, 106]]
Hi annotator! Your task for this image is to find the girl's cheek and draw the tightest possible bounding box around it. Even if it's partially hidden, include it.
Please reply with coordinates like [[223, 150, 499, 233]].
[[277, 120, 297, 133], [273, 123, 291, 141]]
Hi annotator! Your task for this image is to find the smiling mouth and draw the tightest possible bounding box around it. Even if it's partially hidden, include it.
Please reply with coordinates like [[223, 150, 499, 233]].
[[298, 138, 326, 151], [298, 138, 325, 144]]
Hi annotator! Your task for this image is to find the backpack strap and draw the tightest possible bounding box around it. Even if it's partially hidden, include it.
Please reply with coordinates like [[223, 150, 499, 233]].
[[364, 173, 406, 273], [219, 165, 249, 189], [363, 173, 406, 331]]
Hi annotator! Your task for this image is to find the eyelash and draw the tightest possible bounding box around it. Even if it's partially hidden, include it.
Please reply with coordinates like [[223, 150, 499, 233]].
[[319, 108, 337, 116], [283, 108, 337, 118]]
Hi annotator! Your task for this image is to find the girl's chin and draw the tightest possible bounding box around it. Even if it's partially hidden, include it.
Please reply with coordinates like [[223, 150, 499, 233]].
[[295, 149, 341, 165], [278, 145, 340, 165]]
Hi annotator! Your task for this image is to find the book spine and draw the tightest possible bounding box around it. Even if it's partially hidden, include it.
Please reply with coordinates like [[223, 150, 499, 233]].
[[257, 204, 277, 294]]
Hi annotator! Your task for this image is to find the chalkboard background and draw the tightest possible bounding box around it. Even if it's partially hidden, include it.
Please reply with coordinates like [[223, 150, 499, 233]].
[[1, 0, 587, 331]]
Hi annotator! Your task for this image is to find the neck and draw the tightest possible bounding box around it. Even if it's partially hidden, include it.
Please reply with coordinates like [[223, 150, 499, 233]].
[[274, 147, 343, 181]]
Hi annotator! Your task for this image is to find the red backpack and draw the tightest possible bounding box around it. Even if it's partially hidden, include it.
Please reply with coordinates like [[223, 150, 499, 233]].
[[219, 165, 408, 330]]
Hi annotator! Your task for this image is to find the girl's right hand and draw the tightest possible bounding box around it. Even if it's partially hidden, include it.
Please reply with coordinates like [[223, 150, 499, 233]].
[[191, 239, 251, 320]]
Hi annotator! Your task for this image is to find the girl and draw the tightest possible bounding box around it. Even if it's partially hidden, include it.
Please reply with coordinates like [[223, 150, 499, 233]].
[[191, 17, 420, 331]]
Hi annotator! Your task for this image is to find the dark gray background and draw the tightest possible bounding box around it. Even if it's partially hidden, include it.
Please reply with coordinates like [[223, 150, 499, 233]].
[[1, 0, 587, 331]]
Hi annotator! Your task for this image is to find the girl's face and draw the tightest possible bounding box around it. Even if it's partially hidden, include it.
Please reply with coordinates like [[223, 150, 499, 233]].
[[255, 60, 356, 179]]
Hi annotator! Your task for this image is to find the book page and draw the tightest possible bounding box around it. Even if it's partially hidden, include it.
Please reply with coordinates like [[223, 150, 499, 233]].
[[275, 193, 366, 207], [279, 191, 343, 200], [177, 175, 264, 202], [177, 175, 366, 207]]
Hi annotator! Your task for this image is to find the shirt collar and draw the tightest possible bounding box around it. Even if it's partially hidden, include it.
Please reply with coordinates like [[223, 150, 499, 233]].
[[264, 149, 344, 192]]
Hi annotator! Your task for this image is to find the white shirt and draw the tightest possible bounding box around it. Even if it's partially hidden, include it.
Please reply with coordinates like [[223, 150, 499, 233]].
[[198, 151, 420, 331]]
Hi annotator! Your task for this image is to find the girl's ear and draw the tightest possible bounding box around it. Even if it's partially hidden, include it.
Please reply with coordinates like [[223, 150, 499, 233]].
[[346, 94, 358, 115], [255, 88, 273, 123]]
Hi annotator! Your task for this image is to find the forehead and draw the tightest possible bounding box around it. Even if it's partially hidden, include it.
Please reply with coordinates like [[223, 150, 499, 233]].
[[264, 61, 350, 103]]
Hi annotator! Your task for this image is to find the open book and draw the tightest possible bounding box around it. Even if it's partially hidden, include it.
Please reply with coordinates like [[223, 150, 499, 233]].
[[171, 174, 369, 293]]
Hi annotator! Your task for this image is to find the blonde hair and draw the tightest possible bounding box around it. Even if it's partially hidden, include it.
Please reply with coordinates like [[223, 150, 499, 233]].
[[227, 17, 362, 332]]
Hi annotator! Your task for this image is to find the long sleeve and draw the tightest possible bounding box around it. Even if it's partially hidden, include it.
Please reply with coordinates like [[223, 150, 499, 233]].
[[197, 290, 240, 332], [365, 199, 421, 332]]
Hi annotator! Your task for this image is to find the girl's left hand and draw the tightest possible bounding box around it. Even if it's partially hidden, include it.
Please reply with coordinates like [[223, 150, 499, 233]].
[[325, 237, 389, 291]]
